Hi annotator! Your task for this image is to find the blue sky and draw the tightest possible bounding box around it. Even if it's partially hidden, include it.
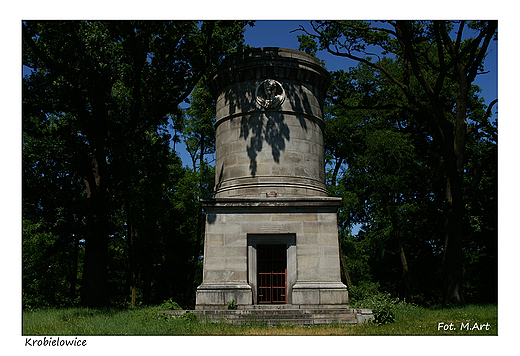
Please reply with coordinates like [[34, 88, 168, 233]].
[[245, 20, 351, 71]]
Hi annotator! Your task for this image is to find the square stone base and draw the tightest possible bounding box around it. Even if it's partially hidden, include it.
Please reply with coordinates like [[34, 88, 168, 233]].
[[196, 197, 349, 309], [292, 282, 348, 305], [195, 283, 349, 309], [195, 283, 252, 310]]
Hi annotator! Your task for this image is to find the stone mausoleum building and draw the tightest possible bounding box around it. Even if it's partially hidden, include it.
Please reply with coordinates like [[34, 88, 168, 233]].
[[195, 47, 350, 310]]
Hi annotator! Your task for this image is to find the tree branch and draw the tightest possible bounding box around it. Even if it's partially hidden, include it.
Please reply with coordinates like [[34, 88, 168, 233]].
[[463, 145, 497, 202], [454, 21, 465, 53], [467, 21, 497, 82], [398, 21, 450, 143], [467, 98, 498, 137], [433, 21, 447, 94], [22, 23, 58, 74], [331, 96, 412, 113], [333, 20, 398, 37]]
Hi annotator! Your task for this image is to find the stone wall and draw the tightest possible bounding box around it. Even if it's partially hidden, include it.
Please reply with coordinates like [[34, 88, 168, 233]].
[[196, 198, 348, 308], [210, 48, 330, 198]]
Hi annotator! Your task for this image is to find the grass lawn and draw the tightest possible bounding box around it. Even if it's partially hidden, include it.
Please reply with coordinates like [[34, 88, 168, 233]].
[[22, 304, 497, 336]]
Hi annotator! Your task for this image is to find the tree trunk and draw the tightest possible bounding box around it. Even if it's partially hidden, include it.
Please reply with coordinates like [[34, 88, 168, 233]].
[[443, 175, 465, 305], [338, 243, 353, 288], [142, 266, 151, 305], [69, 232, 79, 302], [441, 54, 469, 305], [331, 158, 343, 187], [128, 223, 137, 307], [391, 203, 411, 302], [142, 215, 152, 305], [81, 156, 110, 307], [185, 138, 205, 303], [81, 214, 109, 307], [397, 236, 411, 302]]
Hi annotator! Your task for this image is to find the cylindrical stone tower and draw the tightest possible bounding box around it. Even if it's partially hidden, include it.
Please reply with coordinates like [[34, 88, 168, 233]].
[[209, 47, 330, 198], [196, 48, 348, 309]]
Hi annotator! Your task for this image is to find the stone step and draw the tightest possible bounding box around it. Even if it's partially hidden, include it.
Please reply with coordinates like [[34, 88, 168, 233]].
[[158, 307, 373, 325]]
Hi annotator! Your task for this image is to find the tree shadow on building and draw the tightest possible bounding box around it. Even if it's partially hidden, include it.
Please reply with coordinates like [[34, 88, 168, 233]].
[[239, 111, 290, 177]]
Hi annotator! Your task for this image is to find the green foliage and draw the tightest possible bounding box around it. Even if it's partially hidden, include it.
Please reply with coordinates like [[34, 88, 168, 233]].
[[159, 298, 183, 311], [22, 20, 253, 308], [357, 293, 400, 324], [175, 312, 199, 323], [311, 20, 497, 305], [227, 299, 238, 310], [23, 219, 80, 309], [347, 281, 380, 303], [349, 282, 420, 325], [296, 34, 318, 55], [182, 79, 216, 166]]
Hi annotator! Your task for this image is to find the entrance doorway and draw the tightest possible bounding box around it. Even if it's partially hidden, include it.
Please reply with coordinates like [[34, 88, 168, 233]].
[[257, 244, 287, 304], [247, 234, 295, 305]]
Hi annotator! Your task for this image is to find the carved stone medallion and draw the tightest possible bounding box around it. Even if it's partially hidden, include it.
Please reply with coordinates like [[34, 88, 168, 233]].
[[255, 79, 285, 109]]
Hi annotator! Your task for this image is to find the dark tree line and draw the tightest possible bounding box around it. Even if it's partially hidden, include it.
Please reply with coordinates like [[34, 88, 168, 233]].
[[22, 20, 252, 308], [22, 20, 497, 309]]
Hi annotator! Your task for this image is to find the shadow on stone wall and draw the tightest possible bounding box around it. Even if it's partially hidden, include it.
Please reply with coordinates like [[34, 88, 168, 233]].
[[212, 46, 326, 183], [216, 86, 316, 180], [239, 111, 290, 177], [285, 84, 309, 133]]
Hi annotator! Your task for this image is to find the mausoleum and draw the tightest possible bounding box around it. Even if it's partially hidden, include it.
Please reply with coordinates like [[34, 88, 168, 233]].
[[195, 47, 350, 310]]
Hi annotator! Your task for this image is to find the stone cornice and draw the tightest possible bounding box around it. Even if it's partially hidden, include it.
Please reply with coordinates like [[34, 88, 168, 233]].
[[210, 47, 330, 97], [201, 196, 342, 211]]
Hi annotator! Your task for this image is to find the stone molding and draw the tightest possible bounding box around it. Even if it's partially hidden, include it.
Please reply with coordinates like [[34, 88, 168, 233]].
[[201, 196, 342, 211], [209, 47, 330, 98], [213, 176, 329, 198]]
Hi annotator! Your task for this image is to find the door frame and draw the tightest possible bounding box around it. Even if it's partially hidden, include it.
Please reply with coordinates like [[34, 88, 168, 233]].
[[257, 244, 287, 304], [247, 234, 296, 305]]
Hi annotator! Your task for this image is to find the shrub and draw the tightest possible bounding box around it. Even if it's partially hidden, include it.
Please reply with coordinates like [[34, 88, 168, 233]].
[[159, 298, 183, 311], [349, 282, 417, 324], [348, 281, 380, 304], [227, 299, 238, 310], [357, 293, 398, 324], [371, 294, 398, 324]]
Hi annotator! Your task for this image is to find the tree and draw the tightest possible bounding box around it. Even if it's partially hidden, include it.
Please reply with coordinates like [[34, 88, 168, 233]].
[[22, 108, 86, 307], [179, 78, 217, 299], [23, 219, 78, 308], [23, 20, 252, 306], [320, 58, 444, 302], [298, 20, 497, 304]]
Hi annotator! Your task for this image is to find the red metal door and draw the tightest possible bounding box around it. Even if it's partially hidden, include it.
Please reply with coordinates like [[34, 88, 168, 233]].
[[257, 244, 287, 304]]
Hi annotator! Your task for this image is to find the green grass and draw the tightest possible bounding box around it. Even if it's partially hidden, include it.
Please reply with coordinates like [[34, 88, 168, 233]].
[[351, 303, 498, 336], [22, 304, 497, 336]]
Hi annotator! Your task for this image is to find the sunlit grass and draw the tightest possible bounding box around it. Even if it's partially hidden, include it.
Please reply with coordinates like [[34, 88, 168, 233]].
[[22, 304, 497, 336]]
